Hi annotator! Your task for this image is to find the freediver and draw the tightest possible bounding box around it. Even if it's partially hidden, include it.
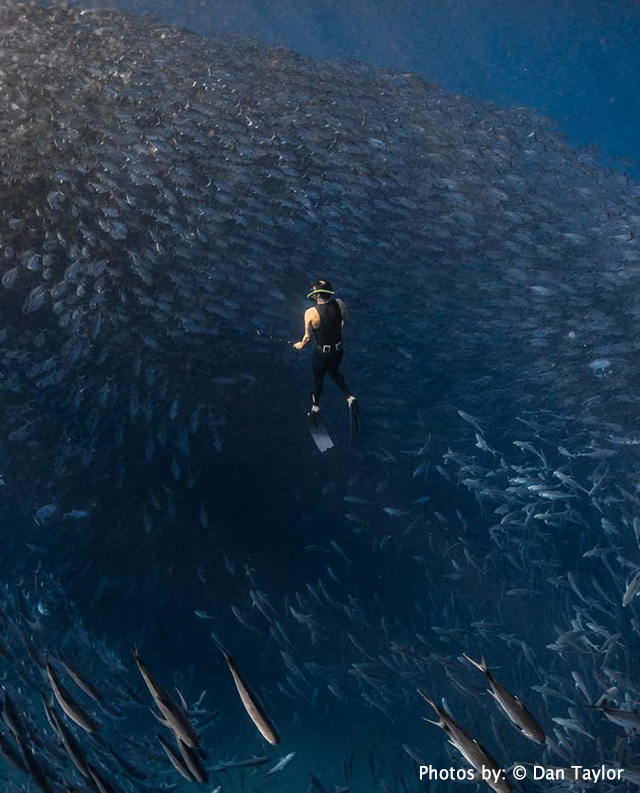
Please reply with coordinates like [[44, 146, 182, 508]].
[[293, 279, 359, 423]]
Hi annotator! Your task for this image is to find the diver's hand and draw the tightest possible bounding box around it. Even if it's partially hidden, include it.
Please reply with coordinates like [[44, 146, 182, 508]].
[[292, 341, 305, 350]]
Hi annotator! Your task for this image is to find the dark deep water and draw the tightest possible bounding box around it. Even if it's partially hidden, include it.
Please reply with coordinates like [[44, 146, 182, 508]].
[[2, 1, 640, 792]]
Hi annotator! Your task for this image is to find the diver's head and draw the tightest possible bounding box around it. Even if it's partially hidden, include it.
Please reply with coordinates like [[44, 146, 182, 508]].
[[307, 279, 335, 302]]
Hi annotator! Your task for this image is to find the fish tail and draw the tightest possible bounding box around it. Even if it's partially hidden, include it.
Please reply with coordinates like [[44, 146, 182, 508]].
[[149, 708, 169, 727], [416, 689, 437, 711], [463, 653, 488, 674], [594, 691, 609, 708], [210, 631, 231, 659], [175, 687, 189, 714]]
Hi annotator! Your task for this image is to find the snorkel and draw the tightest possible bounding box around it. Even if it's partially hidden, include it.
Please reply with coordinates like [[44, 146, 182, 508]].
[[306, 287, 335, 301]]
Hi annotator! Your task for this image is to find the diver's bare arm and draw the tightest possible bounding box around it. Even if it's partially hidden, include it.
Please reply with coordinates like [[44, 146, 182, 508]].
[[336, 298, 348, 327], [293, 310, 315, 350]]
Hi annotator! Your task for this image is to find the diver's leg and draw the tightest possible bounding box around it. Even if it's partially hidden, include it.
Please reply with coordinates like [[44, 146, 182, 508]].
[[328, 351, 361, 442], [311, 349, 328, 411], [327, 351, 353, 399]]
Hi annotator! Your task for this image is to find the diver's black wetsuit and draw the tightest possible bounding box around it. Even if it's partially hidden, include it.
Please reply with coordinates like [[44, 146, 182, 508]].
[[311, 299, 351, 404]]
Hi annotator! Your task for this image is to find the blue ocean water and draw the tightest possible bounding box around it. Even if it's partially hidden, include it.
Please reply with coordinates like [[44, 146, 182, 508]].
[[1, 2, 640, 792]]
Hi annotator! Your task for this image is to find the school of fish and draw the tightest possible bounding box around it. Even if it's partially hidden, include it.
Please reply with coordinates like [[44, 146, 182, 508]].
[[1, 0, 640, 790]]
